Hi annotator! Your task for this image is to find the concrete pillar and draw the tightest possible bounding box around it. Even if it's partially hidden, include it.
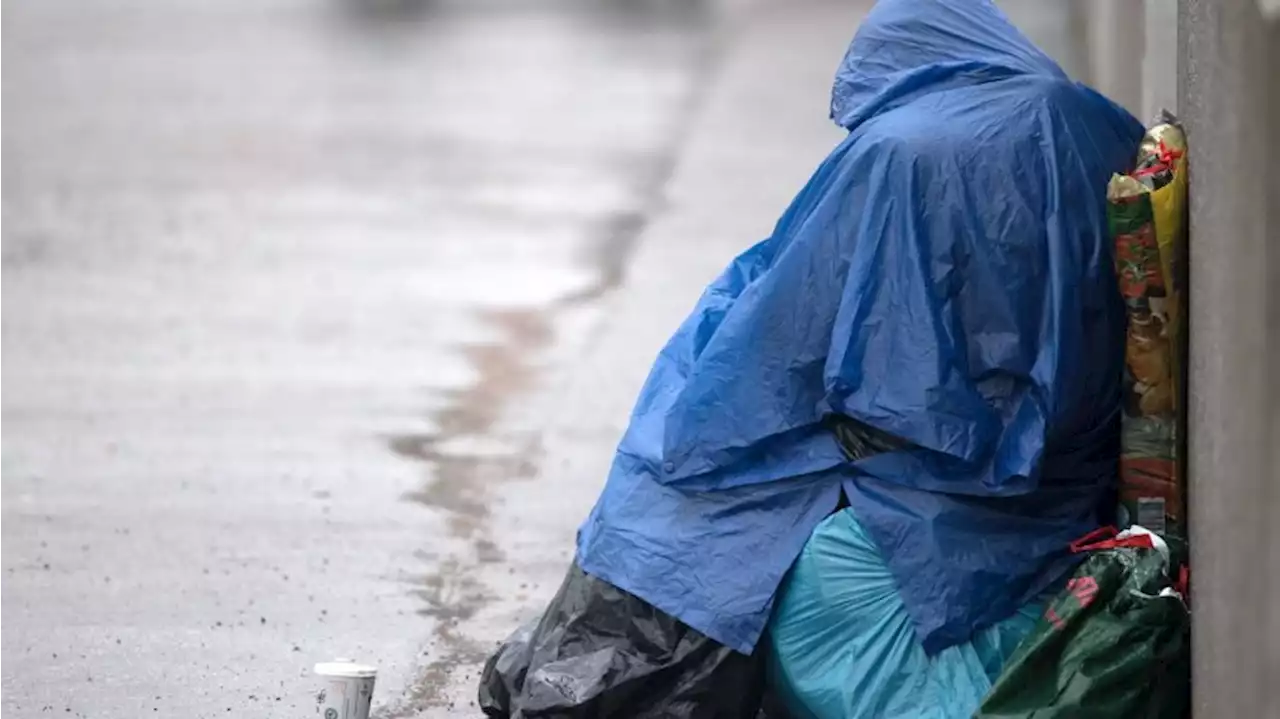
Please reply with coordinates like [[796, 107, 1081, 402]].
[[1179, 0, 1279, 714], [1083, 0, 1145, 116], [998, 0, 1089, 79], [1143, 0, 1179, 119]]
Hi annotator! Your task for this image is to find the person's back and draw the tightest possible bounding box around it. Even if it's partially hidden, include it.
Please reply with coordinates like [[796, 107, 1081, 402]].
[[579, 0, 1143, 655]]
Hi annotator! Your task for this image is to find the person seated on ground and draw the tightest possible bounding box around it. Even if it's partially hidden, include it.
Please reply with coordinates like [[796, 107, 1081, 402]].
[[482, 1, 1142, 716]]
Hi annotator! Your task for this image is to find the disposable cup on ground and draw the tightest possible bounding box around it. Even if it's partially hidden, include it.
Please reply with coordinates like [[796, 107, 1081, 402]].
[[315, 659, 377, 719]]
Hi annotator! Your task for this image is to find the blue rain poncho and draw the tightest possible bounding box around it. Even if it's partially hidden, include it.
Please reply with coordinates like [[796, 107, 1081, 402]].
[[577, 0, 1142, 654]]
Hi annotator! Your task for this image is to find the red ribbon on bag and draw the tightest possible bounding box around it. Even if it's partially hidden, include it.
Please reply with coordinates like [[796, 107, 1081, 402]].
[[1069, 526, 1156, 553], [1131, 139, 1185, 180]]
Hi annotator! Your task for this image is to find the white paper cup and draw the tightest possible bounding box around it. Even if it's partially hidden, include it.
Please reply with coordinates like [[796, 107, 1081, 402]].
[[315, 659, 377, 719]]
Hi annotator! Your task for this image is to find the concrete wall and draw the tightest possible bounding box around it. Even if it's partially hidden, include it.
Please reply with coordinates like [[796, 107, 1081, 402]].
[[1080, 0, 1146, 116], [1178, 0, 1279, 714], [1073, 0, 1181, 121], [1144, 0, 1180, 120], [998, 0, 1090, 80]]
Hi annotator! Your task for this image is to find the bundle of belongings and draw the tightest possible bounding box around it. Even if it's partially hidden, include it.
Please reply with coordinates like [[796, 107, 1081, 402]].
[[479, 1, 1191, 716], [974, 526, 1190, 718], [1108, 116, 1190, 541]]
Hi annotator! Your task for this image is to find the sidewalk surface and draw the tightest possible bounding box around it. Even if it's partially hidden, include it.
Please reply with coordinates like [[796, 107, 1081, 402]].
[[1, 1, 1083, 716], [1, 1, 708, 716]]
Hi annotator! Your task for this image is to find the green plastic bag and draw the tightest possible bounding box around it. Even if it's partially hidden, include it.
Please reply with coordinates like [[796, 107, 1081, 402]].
[[974, 527, 1190, 719]]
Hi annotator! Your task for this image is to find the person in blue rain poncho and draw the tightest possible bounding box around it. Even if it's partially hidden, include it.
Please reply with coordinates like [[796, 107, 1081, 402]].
[[575, 0, 1142, 657]]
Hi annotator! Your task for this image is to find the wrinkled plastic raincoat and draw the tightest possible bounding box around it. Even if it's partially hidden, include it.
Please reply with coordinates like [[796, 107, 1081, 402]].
[[577, 0, 1142, 654]]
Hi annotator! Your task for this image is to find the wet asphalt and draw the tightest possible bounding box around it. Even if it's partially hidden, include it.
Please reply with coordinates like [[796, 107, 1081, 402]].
[[3, 0, 1084, 716], [2, 0, 710, 715]]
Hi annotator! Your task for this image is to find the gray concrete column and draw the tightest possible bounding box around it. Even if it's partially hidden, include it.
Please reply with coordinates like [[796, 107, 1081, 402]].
[[1179, 0, 1279, 714], [1143, 0, 1179, 119], [1083, 0, 1146, 116]]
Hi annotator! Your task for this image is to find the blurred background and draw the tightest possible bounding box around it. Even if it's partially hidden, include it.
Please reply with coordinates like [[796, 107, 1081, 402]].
[[3, 0, 1274, 717]]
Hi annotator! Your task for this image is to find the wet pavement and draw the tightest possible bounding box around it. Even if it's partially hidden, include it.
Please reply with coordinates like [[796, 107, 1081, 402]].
[[3, 0, 1085, 716], [2, 0, 710, 715]]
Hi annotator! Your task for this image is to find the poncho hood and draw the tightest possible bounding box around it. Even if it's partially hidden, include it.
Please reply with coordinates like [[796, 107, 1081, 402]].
[[831, 0, 1065, 129]]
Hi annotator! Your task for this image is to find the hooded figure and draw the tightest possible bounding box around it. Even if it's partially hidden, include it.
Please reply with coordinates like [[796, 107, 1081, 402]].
[[576, 0, 1141, 656]]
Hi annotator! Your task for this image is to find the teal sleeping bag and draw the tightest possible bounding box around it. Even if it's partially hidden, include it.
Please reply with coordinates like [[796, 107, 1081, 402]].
[[768, 509, 1043, 719]]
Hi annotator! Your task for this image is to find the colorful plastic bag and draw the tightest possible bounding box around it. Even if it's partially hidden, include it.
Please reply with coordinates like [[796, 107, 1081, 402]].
[[974, 527, 1191, 719], [767, 509, 1043, 719], [1109, 116, 1189, 538]]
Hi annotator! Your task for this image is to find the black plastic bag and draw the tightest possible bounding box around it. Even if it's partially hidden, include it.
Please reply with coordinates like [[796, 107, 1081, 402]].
[[478, 563, 768, 718]]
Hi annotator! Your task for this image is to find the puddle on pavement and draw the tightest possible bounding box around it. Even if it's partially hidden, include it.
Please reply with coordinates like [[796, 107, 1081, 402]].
[[388, 308, 549, 538], [379, 307, 552, 717], [375, 3, 711, 711], [381, 193, 676, 717]]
